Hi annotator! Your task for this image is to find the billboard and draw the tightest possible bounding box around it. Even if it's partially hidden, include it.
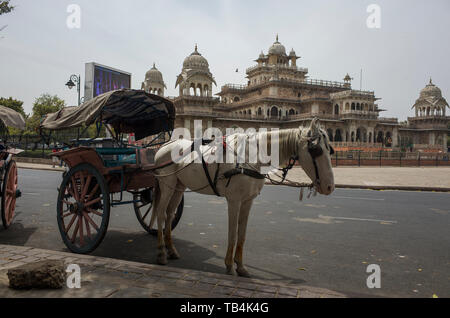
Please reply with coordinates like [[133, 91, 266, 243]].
[[84, 62, 131, 102]]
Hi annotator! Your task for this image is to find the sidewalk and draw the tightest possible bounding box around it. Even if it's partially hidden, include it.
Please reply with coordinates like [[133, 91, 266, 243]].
[[0, 244, 346, 298], [17, 162, 450, 191], [267, 166, 450, 191], [17, 162, 65, 172]]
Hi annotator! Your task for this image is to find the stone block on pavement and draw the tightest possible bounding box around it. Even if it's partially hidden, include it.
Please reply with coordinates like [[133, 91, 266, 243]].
[[7, 260, 66, 289]]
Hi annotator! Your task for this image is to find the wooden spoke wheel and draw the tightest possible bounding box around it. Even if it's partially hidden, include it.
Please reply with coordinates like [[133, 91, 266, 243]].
[[133, 188, 184, 236], [1, 160, 18, 229], [57, 163, 110, 254]]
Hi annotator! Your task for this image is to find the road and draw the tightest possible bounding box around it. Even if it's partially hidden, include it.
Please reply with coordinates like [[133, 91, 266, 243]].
[[1, 168, 449, 297]]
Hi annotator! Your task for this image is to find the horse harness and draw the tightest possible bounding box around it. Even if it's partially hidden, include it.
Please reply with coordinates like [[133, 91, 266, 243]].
[[191, 132, 334, 197]]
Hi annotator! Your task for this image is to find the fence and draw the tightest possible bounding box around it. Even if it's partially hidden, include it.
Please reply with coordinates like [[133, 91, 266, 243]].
[[3, 132, 99, 158], [331, 151, 450, 167], [4, 134, 450, 166]]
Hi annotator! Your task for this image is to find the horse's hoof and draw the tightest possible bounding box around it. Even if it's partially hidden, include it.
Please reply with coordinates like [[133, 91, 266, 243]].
[[157, 254, 168, 265], [226, 266, 236, 276], [168, 250, 180, 260], [236, 267, 251, 278]]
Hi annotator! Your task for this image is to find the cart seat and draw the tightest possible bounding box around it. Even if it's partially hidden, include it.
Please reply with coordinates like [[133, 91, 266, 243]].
[[96, 148, 137, 167], [137, 148, 156, 169]]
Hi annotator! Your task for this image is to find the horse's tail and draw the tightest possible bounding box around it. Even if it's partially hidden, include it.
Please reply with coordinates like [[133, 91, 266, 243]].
[[149, 178, 160, 229]]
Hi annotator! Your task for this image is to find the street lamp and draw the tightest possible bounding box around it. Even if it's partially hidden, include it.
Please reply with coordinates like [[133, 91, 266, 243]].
[[65, 74, 81, 106]]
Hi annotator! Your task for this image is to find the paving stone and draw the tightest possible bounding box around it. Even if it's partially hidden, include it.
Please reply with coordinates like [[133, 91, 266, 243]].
[[135, 275, 161, 287], [8, 254, 27, 260], [237, 282, 262, 291], [199, 276, 221, 285], [251, 292, 277, 298], [256, 285, 279, 294], [19, 249, 43, 257], [194, 282, 216, 293], [20, 256, 42, 263], [0, 253, 15, 259], [183, 273, 203, 281], [0, 259, 11, 265], [1, 261, 27, 270], [157, 277, 179, 286], [209, 285, 235, 296], [232, 288, 254, 298], [298, 290, 322, 298], [107, 286, 157, 298], [45, 254, 65, 260], [0, 245, 345, 298], [278, 287, 299, 297]]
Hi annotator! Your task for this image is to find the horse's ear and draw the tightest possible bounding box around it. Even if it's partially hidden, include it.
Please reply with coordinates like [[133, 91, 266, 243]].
[[309, 118, 320, 135]]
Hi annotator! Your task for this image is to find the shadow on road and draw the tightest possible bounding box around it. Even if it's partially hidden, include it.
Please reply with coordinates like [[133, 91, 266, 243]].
[[89, 229, 306, 285], [0, 222, 38, 246]]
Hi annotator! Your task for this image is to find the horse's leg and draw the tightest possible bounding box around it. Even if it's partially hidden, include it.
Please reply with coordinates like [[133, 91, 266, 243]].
[[234, 198, 254, 277], [225, 199, 241, 275], [155, 179, 175, 265], [164, 185, 185, 260]]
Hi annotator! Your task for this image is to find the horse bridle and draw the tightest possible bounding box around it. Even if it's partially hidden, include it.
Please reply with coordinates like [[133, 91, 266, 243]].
[[279, 130, 334, 189], [306, 131, 334, 188]]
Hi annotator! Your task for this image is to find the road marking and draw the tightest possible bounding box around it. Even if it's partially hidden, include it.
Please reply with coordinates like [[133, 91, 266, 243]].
[[318, 214, 397, 224], [333, 196, 385, 201]]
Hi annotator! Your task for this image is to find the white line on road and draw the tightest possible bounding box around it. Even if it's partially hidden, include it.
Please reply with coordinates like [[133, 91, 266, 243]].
[[318, 214, 397, 224], [333, 196, 385, 201]]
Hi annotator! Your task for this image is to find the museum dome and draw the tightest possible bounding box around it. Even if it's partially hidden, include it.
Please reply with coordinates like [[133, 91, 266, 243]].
[[182, 45, 209, 70], [420, 78, 442, 99], [268, 35, 286, 55], [145, 63, 164, 84]]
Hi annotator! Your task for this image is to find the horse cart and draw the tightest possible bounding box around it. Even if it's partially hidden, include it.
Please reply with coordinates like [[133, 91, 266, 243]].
[[40, 90, 184, 254], [0, 106, 25, 229]]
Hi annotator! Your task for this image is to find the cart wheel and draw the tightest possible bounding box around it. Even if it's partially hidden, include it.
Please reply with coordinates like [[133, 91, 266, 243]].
[[133, 188, 184, 236], [57, 163, 110, 254], [1, 160, 18, 229]]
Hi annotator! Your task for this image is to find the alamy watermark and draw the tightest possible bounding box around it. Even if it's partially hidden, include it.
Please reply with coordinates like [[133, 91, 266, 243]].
[[66, 4, 81, 29], [366, 4, 381, 29], [366, 264, 381, 288], [66, 263, 81, 288], [170, 120, 279, 174]]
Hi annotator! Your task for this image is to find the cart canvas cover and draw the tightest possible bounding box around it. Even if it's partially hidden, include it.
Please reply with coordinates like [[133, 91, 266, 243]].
[[41, 89, 175, 140], [0, 105, 26, 130]]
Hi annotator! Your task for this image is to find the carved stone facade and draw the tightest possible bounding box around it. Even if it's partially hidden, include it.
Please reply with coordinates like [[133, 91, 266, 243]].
[[148, 37, 450, 152]]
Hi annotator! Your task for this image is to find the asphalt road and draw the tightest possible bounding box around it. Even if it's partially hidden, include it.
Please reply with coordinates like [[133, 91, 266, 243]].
[[1, 168, 449, 297]]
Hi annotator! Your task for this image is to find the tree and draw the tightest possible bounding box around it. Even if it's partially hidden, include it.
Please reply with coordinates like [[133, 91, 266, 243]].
[[26, 93, 65, 133], [1, 1, 15, 37], [0, 1, 14, 16], [0, 97, 26, 117]]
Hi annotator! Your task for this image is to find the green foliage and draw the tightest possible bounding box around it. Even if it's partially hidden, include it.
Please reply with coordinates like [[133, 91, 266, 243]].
[[0, 1, 14, 16], [0, 96, 26, 117], [26, 93, 66, 133]]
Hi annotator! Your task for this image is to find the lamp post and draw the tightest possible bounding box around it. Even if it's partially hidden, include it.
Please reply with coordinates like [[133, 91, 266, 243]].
[[65, 74, 81, 106]]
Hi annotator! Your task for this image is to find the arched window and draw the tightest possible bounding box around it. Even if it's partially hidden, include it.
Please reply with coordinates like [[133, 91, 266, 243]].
[[334, 104, 339, 115], [351, 103, 355, 110], [257, 107, 262, 116], [289, 109, 295, 115], [234, 96, 240, 102], [335, 129, 342, 142], [327, 129, 334, 141], [270, 106, 278, 117], [376, 131, 383, 143]]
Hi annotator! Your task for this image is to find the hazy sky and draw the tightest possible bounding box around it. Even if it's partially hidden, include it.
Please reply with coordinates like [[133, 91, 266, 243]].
[[1, 0, 449, 120]]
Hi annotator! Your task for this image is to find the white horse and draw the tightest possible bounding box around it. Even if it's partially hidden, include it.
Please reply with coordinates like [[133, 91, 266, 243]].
[[151, 118, 335, 277]]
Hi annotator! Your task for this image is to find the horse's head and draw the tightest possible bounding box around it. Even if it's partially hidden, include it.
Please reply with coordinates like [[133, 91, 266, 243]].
[[297, 118, 335, 195]]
